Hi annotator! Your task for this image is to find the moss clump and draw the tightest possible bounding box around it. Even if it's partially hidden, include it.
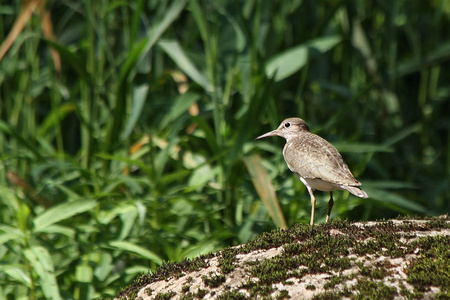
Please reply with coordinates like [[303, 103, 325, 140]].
[[406, 236, 450, 295], [195, 287, 207, 298], [216, 289, 248, 300], [155, 291, 176, 300], [218, 247, 238, 274], [354, 279, 398, 300], [277, 289, 290, 299], [358, 262, 387, 279], [312, 291, 342, 300], [242, 279, 275, 297], [202, 273, 226, 288], [181, 284, 190, 292]]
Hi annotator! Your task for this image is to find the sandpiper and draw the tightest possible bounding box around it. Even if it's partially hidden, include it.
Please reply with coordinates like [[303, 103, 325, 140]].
[[256, 117, 368, 225]]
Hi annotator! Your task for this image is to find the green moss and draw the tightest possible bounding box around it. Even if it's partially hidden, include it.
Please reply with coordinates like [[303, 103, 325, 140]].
[[181, 284, 190, 292], [358, 262, 387, 279], [179, 293, 194, 300], [216, 290, 248, 300], [354, 279, 398, 300], [277, 290, 290, 299], [312, 291, 342, 300], [195, 287, 207, 298], [306, 284, 316, 290], [242, 279, 275, 297], [218, 248, 238, 274], [202, 273, 226, 288], [155, 291, 176, 300], [144, 287, 153, 295], [406, 236, 450, 294]]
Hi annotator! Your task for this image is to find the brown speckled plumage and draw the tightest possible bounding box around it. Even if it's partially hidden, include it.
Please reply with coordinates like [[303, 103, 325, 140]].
[[256, 117, 368, 225]]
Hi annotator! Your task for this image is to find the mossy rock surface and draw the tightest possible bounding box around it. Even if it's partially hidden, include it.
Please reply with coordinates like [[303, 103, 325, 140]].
[[116, 216, 449, 299]]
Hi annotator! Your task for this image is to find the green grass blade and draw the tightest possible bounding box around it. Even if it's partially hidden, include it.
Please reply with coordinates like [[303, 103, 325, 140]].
[[121, 84, 149, 141], [266, 36, 341, 81], [0, 121, 44, 159], [23, 246, 62, 300], [333, 143, 394, 153], [43, 39, 87, 78], [109, 241, 163, 264], [33, 199, 97, 232], [111, 0, 187, 149], [158, 40, 212, 91], [36, 103, 76, 137], [160, 92, 201, 129], [243, 155, 287, 229]]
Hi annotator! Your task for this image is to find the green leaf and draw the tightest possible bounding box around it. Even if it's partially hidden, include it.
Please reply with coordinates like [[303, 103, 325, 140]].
[[365, 188, 431, 214], [0, 265, 31, 287], [23, 246, 62, 300], [160, 92, 201, 129], [121, 84, 149, 140], [111, 0, 187, 148], [36, 103, 76, 137], [0, 121, 44, 159], [266, 36, 341, 81], [76, 265, 93, 283], [119, 0, 187, 83], [333, 143, 394, 153], [33, 199, 97, 232], [158, 40, 212, 91], [109, 241, 163, 264], [96, 153, 152, 174], [43, 39, 87, 78], [243, 155, 287, 229]]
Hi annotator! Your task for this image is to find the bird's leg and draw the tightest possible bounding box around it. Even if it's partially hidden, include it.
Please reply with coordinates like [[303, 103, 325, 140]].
[[326, 191, 334, 223], [306, 186, 316, 226]]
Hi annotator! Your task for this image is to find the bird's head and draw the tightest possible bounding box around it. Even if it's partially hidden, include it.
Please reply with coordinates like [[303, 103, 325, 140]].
[[255, 117, 310, 140]]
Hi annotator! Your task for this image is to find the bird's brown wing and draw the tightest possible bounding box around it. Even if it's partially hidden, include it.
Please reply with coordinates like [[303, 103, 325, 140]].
[[283, 133, 361, 186]]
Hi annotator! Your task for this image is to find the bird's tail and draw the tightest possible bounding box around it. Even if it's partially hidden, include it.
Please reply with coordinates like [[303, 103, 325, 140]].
[[343, 186, 369, 198]]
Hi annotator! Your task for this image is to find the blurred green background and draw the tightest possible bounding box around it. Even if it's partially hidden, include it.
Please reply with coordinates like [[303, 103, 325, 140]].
[[0, 0, 449, 298]]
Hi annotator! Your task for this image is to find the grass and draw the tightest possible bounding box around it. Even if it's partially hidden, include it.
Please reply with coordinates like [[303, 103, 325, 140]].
[[0, 0, 449, 299]]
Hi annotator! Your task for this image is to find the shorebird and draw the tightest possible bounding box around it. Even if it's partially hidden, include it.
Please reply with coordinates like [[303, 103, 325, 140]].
[[256, 117, 368, 225]]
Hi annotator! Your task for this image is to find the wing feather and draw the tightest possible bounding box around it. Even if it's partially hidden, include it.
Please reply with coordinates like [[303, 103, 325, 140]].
[[283, 133, 360, 186]]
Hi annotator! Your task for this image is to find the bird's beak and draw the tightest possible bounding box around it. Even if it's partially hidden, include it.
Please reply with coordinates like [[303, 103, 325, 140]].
[[255, 130, 279, 140]]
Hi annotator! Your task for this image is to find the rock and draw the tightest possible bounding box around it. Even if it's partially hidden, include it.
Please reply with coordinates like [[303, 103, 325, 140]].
[[116, 216, 449, 299]]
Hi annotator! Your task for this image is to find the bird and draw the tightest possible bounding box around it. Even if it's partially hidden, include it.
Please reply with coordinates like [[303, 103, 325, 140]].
[[256, 117, 368, 225]]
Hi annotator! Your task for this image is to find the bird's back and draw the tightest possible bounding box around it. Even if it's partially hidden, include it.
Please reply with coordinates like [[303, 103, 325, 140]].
[[283, 131, 361, 187]]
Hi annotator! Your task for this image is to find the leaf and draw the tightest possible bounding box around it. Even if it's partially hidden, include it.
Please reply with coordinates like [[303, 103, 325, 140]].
[[2, 266, 31, 286], [33, 199, 97, 232], [160, 92, 201, 129], [243, 155, 287, 229], [118, 0, 187, 83], [111, 0, 187, 148], [36, 103, 76, 137], [109, 241, 163, 264], [23, 246, 62, 300], [333, 143, 394, 153], [158, 40, 212, 91], [121, 84, 149, 141], [96, 153, 152, 174], [0, 121, 44, 159], [364, 188, 431, 214], [266, 36, 341, 81], [43, 39, 87, 78]]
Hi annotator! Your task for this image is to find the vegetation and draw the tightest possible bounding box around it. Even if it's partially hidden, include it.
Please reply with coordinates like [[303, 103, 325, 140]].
[[0, 0, 448, 299]]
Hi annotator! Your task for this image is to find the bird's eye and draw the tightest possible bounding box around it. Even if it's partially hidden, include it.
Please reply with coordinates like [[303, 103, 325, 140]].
[[284, 122, 291, 128]]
